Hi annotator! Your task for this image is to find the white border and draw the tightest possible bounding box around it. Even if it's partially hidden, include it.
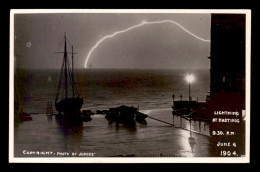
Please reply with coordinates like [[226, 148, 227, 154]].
[[9, 9, 251, 163]]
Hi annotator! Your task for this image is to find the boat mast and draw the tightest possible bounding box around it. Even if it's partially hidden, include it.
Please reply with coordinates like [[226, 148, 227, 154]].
[[64, 33, 68, 99], [71, 45, 75, 98]]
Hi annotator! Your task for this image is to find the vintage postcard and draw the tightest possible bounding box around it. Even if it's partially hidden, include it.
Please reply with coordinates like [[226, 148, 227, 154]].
[[9, 9, 251, 163]]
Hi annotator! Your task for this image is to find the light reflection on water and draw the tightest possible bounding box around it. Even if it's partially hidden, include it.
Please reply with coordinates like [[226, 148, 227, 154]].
[[14, 108, 211, 157]]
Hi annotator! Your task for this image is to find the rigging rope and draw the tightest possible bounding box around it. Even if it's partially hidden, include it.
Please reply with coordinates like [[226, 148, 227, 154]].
[[55, 57, 65, 103]]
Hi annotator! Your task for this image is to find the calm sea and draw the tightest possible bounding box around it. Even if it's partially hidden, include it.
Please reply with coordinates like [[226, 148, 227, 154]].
[[14, 68, 214, 157]]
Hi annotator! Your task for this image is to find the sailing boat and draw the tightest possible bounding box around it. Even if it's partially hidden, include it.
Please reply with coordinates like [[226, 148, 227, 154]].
[[55, 33, 83, 118]]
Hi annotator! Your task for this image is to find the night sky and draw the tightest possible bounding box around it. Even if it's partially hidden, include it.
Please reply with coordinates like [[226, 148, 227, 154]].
[[14, 13, 211, 69]]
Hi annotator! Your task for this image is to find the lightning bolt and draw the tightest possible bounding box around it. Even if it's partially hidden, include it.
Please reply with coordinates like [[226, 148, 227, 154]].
[[85, 20, 210, 68]]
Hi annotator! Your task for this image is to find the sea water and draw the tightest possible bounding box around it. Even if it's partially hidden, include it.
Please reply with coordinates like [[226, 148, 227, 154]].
[[14, 68, 213, 157]]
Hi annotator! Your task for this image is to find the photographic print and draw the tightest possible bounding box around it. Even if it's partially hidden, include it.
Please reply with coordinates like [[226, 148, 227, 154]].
[[9, 9, 250, 163]]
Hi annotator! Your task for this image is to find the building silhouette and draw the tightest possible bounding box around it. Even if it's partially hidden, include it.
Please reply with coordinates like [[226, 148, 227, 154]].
[[208, 14, 246, 156], [209, 14, 246, 112]]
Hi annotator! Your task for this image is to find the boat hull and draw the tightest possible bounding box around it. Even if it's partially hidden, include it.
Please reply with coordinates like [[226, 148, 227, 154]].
[[55, 98, 83, 115]]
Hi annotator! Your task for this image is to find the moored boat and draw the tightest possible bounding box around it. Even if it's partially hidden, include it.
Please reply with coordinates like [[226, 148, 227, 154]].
[[54, 33, 83, 123], [105, 105, 148, 126]]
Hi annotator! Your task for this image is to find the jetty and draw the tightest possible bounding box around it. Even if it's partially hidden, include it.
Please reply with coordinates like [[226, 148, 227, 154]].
[[172, 95, 211, 122]]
